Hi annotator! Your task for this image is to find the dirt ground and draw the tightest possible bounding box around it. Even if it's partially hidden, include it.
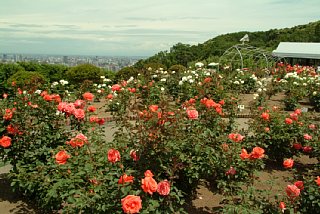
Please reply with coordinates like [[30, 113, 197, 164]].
[[0, 95, 318, 214]]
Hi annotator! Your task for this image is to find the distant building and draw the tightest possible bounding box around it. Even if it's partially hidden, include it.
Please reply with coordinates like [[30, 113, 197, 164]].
[[272, 42, 320, 67], [63, 56, 68, 64]]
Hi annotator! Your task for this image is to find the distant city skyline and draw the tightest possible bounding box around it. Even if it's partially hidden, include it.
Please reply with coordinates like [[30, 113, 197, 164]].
[[0, 0, 319, 56], [0, 53, 140, 71]]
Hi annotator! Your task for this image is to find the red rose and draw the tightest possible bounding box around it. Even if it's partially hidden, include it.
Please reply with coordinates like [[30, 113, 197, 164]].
[[82, 92, 94, 101], [261, 112, 270, 121], [315, 176, 320, 186], [0, 136, 12, 148], [107, 149, 120, 163], [118, 174, 134, 184], [293, 143, 302, 150], [309, 124, 316, 130], [225, 167, 236, 176], [294, 181, 304, 190], [7, 124, 19, 135], [87, 105, 96, 112], [302, 146, 312, 153], [111, 84, 122, 92], [73, 109, 85, 120], [3, 109, 14, 121], [74, 99, 86, 108], [106, 94, 113, 99], [157, 180, 170, 196], [286, 184, 300, 199], [130, 149, 139, 161], [186, 108, 198, 120], [285, 118, 293, 125], [95, 118, 105, 125], [204, 77, 212, 83], [294, 108, 302, 115], [279, 201, 286, 211], [219, 100, 225, 105], [228, 133, 244, 143], [283, 158, 294, 168], [290, 113, 298, 121], [89, 116, 98, 123], [121, 195, 142, 214], [149, 105, 159, 112], [303, 134, 312, 140], [55, 150, 71, 164]]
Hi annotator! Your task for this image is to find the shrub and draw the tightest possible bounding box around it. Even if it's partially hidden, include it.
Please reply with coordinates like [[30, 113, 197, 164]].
[[7, 71, 47, 88], [66, 64, 104, 85]]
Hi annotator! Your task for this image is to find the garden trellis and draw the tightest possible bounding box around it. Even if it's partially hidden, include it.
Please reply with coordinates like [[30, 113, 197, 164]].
[[219, 44, 280, 72]]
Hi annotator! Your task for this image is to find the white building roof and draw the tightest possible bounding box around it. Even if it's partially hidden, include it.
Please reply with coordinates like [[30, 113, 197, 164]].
[[272, 42, 320, 59]]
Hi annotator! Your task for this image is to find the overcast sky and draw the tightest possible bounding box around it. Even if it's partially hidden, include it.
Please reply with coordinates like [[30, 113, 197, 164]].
[[0, 0, 319, 56]]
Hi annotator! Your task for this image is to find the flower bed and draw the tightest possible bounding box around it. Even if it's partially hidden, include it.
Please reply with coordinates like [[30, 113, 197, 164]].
[[0, 65, 319, 213]]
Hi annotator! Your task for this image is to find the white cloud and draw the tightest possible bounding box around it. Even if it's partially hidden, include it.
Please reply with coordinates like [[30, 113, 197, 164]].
[[0, 0, 319, 55]]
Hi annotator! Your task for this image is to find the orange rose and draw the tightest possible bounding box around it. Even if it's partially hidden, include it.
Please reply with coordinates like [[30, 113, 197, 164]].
[[121, 195, 142, 214], [141, 176, 157, 195], [0, 136, 11, 148], [250, 147, 265, 159], [118, 174, 134, 184], [82, 92, 94, 101], [283, 158, 294, 168], [144, 170, 154, 177], [55, 150, 71, 164], [157, 180, 170, 196], [286, 184, 300, 199], [240, 149, 250, 160], [107, 149, 121, 163]]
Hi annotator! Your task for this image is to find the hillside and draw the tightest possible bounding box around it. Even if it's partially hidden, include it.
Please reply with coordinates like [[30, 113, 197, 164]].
[[133, 20, 320, 69]]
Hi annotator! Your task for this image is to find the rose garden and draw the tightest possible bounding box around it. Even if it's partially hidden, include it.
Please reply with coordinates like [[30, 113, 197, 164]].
[[0, 63, 320, 213]]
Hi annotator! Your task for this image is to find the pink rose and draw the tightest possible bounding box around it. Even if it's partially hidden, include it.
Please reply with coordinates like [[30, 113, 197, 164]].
[[157, 180, 170, 196], [186, 108, 198, 120], [73, 109, 85, 120], [107, 149, 121, 163]]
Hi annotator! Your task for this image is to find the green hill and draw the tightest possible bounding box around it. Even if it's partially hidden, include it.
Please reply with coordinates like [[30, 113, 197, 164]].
[[134, 20, 320, 69]]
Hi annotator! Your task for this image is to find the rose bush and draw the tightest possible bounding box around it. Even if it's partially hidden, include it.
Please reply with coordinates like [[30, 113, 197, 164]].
[[0, 65, 319, 213]]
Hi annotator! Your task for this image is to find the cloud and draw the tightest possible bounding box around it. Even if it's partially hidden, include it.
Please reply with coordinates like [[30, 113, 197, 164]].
[[0, 0, 319, 56]]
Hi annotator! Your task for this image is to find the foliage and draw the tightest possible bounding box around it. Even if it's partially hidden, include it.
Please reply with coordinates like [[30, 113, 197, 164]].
[[7, 71, 47, 88], [115, 66, 139, 82], [66, 64, 104, 85], [1, 64, 320, 213], [134, 20, 320, 70]]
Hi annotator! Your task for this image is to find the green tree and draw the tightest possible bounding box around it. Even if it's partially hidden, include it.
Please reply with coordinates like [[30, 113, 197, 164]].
[[66, 64, 103, 85]]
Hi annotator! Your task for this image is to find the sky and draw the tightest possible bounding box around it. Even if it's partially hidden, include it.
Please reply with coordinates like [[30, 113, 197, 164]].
[[0, 0, 319, 56]]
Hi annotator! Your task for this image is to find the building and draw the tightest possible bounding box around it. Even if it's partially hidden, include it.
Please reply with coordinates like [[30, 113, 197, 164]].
[[272, 42, 320, 69]]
